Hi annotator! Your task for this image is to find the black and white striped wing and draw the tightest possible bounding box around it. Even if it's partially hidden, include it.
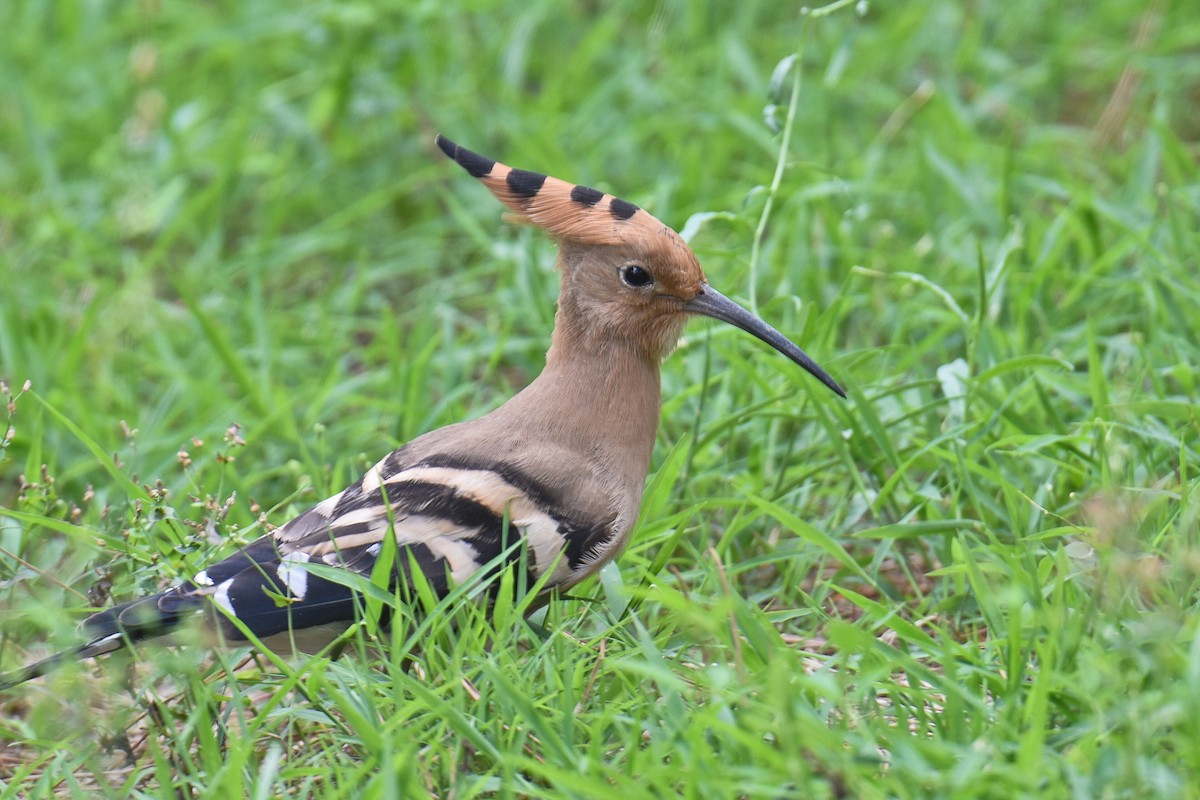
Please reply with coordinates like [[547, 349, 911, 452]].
[[100, 448, 621, 647]]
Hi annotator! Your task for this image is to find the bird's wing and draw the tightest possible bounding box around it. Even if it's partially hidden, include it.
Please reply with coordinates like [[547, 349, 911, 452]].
[[82, 446, 620, 649]]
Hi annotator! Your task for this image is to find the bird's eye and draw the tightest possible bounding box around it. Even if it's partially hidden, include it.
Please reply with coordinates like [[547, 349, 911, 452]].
[[619, 264, 654, 289]]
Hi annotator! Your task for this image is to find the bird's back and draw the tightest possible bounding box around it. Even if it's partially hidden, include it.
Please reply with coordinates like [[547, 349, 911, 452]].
[[83, 404, 638, 656]]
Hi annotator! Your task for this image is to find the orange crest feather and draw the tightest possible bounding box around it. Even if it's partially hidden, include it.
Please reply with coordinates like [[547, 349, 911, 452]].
[[436, 135, 678, 250]]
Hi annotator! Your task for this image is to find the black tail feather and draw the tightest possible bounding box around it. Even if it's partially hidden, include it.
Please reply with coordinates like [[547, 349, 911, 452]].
[[0, 632, 127, 690], [83, 592, 184, 640], [1, 592, 185, 690]]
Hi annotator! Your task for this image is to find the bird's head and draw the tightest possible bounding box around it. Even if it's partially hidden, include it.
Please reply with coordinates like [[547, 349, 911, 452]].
[[436, 135, 845, 397]]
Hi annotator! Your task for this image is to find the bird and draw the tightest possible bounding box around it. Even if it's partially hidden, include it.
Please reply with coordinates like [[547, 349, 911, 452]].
[[0, 135, 845, 689]]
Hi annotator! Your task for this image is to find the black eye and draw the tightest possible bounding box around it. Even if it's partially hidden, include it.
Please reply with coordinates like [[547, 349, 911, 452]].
[[619, 264, 653, 288]]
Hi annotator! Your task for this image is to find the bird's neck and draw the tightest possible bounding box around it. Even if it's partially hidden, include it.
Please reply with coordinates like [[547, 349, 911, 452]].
[[534, 327, 662, 463], [401, 292, 667, 549], [490, 310, 664, 491]]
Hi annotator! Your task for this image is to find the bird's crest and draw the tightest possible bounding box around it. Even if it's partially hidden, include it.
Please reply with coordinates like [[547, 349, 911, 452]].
[[436, 135, 689, 256]]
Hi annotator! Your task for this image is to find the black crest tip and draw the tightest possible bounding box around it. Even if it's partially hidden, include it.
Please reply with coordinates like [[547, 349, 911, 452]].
[[506, 168, 548, 198], [435, 134, 496, 178], [570, 185, 604, 206], [609, 197, 639, 220], [434, 133, 456, 159]]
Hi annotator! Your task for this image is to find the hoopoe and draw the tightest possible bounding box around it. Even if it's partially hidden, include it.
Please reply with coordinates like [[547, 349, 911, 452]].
[[0, 136, 844, 688]]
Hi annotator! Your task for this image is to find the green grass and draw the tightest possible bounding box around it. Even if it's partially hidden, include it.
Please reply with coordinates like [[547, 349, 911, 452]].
[[2, 0, 1199, 796]]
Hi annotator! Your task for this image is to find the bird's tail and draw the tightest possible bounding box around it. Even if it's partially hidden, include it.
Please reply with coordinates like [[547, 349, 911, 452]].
[[0, 632, 127, 690], [0, 592, 187, 690]]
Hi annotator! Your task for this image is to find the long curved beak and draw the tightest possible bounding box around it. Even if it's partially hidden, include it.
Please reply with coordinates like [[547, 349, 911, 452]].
[[684, 284, 846, 398]]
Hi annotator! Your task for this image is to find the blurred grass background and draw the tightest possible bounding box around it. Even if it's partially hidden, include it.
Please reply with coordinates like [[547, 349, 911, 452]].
[[2, 0, 1198, 797]]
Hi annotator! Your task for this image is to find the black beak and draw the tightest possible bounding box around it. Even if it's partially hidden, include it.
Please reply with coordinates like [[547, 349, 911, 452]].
[[684, 284, 846, 398]]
